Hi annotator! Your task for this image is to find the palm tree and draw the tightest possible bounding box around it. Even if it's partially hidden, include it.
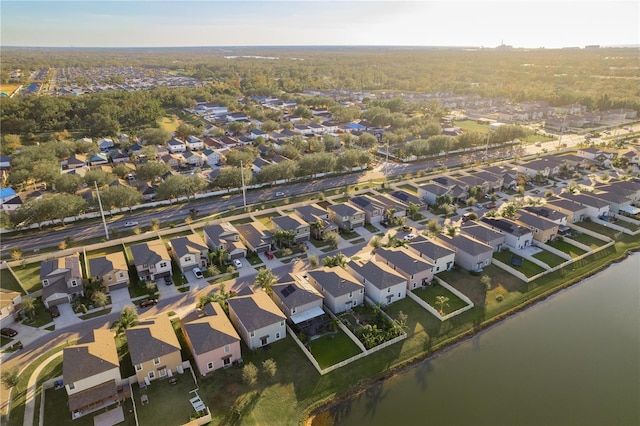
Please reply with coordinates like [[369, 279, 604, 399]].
[[116, 306, 139, 335], [210, 246, 226, 267], [311, 219, 324, 240], [407, 202, 420, 220], [254, 268, 277, 296], [435, 295, 449, 314], [445, 225, 457, 237]]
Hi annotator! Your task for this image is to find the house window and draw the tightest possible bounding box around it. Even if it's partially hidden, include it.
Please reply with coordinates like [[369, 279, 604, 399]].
[[70, 280, 78, 287], [250, 331, 254, 337], [160, 262, 167, 268], [158, 367, 167, 377], [280, 320, 284, 327], [43, 279, 49, 286], [224, 345, 230, 353], [148, 371, 155, 380], [208, 362, 214, 370], [223, 357, 231, 366], [387, 288, 391, 293], [275, 332, 281, 339], [292, 307, 296, 314], [68, 382, 75, 390], [119, 272, 124, 278], [348, 292, 352, 298], [398, 293, 401, 297], [359, 289, 363, 294], [153, 357, 160, 365], [185, 256, 192, 262], [135, 364, 142, 371], [108, 275, 112, 281]]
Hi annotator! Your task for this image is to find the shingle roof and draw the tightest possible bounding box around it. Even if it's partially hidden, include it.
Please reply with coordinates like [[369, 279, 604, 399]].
[[545, 197, 588, 213], [515, 210, 558, 230], [236, 222, 272, 249], [295, 204, 329, 222], [389, 190, 423, 205], [375, 247, 433, 275], [63, 329, 119, 384], [169, 234, 208, 258], [227, 290, 285, 331], [130, 240, 170, 266], [126, 315, 181, 365], [88, 252, 128, 277], [67, 380, 118, 412], [523, 206, 567, 222], [418, 182, 450, 196], [182, 302, 240, 355], [272, 214, 308, 231], [460, 222, 505, 244], [560, 192, 610, 208], [40, 255, 81, 281], [328, 203, 363, 217], [272, 280, 323, 309], [409, 236, 456, 260], [307, 267, 364, 297], [347, 260, 405, 290], [480, 217, 532, 237], [436, 233, 493, 256]]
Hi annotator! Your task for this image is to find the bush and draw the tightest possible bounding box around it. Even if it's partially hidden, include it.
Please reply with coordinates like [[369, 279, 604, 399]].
[[495, 294, 504, 302], [242, 362, 258, 386]]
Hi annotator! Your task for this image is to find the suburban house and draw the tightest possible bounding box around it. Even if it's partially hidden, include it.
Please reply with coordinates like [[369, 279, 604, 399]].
[[524, 206, 568, 226], [480, 217, 534, 250], [160, 153, 184, 169], [63, 329, 123, 419], [186, 135, 204, 150], [374, 247, 434, 289], [0, 288, 21, 327], [182, 150, 205, 167], [369, 194, 408, 217], [271, 214, 311, 243], [408, 235, 456, 273], [87, 252, 130, 293], [327, 203, 365, 230], [90, 153, 109, 166], [167, 138, 187, 153], [109, 149, 130, 163], [589, 190, 635, 215], [235, 222, 273, 253], [471, 170, 504, 191], [203, 222, 247, 259], [436, 233, 494, 272], [515, 210, 559, 243], [40, 254, 84, 308], [271, 278, 327, 335], [459, 221, 506, 252], [129, 240, 172, 282], [227, 289, 287, 350], [126, 315, 183, 385], [66, 153, 88, 169], [181, 302, 242, 376], [305, 266, 365, 314], [349, 195, 386, 224], [516, 157, 562, 178], [294, 204, 338, 240], [417, 182, 451, 206], [168, 234, 209, 273], [545, 198, 589, 223], [202, 148, 223, 167], [559, 192, 611, 219], [389, 190, 425, 207], [346, 259, 407, 306]]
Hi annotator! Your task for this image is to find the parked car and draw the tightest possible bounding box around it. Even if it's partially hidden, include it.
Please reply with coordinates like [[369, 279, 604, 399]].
[[403, 233, 417, 240], [124, 221, 139, 227], [401, 225, 412, 232], [193, 267, 204, 279], [1, 327, 18, 338], [49, 305, 60, 318], [265, 251, 274, 260], [233, 259, 243, 268], [164, 276, 173, 285], [139, 298, 158, 308]]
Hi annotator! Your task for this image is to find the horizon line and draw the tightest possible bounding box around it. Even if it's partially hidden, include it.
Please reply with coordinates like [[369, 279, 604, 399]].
[[2, 44, 639, 49]]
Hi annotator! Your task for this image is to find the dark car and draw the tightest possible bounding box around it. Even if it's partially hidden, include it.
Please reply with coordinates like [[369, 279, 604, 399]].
[[49, 305, 60, 318], [139, 299, 158, 308], [1, 327, 18, 338]]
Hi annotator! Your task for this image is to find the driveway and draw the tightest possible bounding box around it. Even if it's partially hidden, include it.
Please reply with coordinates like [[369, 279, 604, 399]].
[[109, 287, 132, 311], [52, 303, 82, 328]]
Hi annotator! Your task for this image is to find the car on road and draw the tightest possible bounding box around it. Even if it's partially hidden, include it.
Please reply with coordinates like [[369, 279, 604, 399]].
[[265, 251, 274, 260], [124, 221, 139, 227], [193, 267, 204, 279], [139, 298, 158, 308], [1, 327, 18, 338], [49, 305, 60, 318], [275, 192, 286, 197], [233, 259, 243, 268]]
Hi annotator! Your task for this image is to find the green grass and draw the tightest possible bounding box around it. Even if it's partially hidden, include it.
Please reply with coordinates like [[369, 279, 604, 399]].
[[306, 331, 363, 369], [349, 238, 366, 244], [0, 268, 24, 293], [10, 262, 42, 293], [364, 223, 380, 233], [309, 238, 330, 249], [1, 335, 14, 346], [332, 196, 349, 203], [453, 119, 489, 134], [246, 253, 264, 267], [575, 220, 620, 239], [532, 249, 567, 268], [230, 216, 253, 225], [78, 307, 112, 320], [412, 284, 469, 315], [611, 219, 640, 232], [397, 184, 418, 194], [20, 298, 53, 328], [135, 374, 201, 426], [84, 244, 125, 258], [568, 231, 607, 249], [493, 249, 546, 277], [546, 239, 587, 257]]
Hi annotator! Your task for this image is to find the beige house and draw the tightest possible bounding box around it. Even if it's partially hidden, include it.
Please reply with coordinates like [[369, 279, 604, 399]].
[[374, 247, 434, 290], [515, 210, 559, 243], [203, 222, 247, 259], [271, 214, 311, 243], [182, 302, 242, 376], [271, 279, 327, 336], [0, 288, 21, 327], [168, 233, 209, 272], [305, 266, 365, 314], [327, 203, 365, 230], [88, 252, 130, 293], [40, 254, 84, 308], [227, 289, 286, 350], [63, 329, 123, 419], [130, 240, 172, 282], [126, 315, 183, 385]]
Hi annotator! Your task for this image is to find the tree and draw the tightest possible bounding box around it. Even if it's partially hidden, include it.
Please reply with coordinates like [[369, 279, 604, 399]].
[[369, 235, 382, 249], [10, 248, 23, 262], [54, 173, 83, 194], [262, 359, 277, 379], [323, 252, 347, 268], [91, 290, 108, 308], [324, 231, 340, 250], [273, 229, 295, 248], [435, 295, 449, 314], [116, 306, 139, 335], [1, 367, 19, 389], [207, 264, 221, 277], [225, 148, 258, 167], [481, 274, 492, 290], [308, 254, 320, 268], [84, 169, 115, 188], [502, 204, 518, 218], [21, 296, 36, 319], [254, 268, 277, 296], [242, 362, 258, 386], [445, 225, 458, 237], [99, 186, 143, 211], [426, 218, 442, 235], [138, 127, 171, 146], [135, 162, 170, 181], [407, 202, 421, 220], [174, 123, 201, 140]]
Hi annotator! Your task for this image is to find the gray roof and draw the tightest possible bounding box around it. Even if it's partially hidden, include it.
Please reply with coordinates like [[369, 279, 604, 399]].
[[307, 267, 364, 297], [350, 195, 385, 211], [182, 302, 240, 355], [235, 222, 272, 249], [433, 176, 467, 188], [560, 192, 610, 208], [375, 247, 433, 275], [227, 290, 285, 331], [347, 260, 405, 290], [480, 217, 532, 237], [590, 191, 629, 204], [523, 206, 567, 222], [130, 240, 170, 266], [88, 252, 128, 277], [471, 170, 501, 183], [457, 175, 486, 187], [41, 255, 81, 281], [169, 234, 208, 258], [409, 235, 456, 260], [436, 233, 493, 256], [295, 204, 329, 222], [389, 190, 423, 206], [328, 203, 363, 217], [460, 222, 505, 244], [126, 316, 181, 365], [63, 329, 119, 384], [272, 281, 323, 309], [515, 210, 558, 230], [419, 182, 450, 196], [368, 194, 408, 211], [272, 214, 308, 231], [545, 197, 588, 213]]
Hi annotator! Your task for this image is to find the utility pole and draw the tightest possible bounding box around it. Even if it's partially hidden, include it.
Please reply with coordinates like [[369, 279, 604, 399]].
[[240, 160, 247, 212], [484, 128, 491, 161], [94, 182, 109, 240]]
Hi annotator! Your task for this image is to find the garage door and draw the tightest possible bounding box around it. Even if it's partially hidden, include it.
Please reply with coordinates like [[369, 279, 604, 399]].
[[47, 296, 69, 307], [108, 282, 128, 291]]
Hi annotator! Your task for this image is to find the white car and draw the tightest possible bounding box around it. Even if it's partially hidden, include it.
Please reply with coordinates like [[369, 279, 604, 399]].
[[124, 221, 139, 227], [403, 233, 417, 240], [275, 192, 286, 197], [233, 259, 243, 268], [193, 267, 204, 279]]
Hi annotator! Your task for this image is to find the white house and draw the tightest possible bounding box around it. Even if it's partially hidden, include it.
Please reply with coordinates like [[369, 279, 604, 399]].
[[227, 289, 286, 350], [305, 267, 365, 314], [346, 259, 407, 306], [186, 135, 204, 151], [167, 138, 187, 153]]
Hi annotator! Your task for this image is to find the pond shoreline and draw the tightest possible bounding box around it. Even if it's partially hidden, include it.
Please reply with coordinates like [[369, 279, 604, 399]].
[[304, 247, 640, 425]]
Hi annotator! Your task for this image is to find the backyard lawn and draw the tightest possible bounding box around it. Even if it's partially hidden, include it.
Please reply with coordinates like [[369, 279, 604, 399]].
[[135, 373, 203, 426], [0, 268, 23, 293], [43, 388, 136, 426], [532, 249, 567, 268], [412, 284, 469, 315], [10, 262, 42, 293], [575, 220, 620, 239], [397, 184, 418, 194], [493, 249, 546, 277], [547, 239, 587, 257], [567, 231, 607, 249], [307, 330, 363, 369]]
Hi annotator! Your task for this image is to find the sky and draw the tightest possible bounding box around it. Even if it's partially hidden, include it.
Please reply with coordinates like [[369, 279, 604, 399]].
[[1, 0, 638, 48]]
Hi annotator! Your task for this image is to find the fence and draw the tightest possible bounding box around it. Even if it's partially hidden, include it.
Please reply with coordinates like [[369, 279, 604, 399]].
[[592, 217, 640, 236], [535, 242, 573, 261]]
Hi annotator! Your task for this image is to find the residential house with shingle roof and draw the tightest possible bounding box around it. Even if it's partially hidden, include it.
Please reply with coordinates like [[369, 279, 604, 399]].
[[129, 239, 172, 282], [271, 278, 327, 335], [408, 235, 456, 274], [0, 288, 21, 326], [203, 222, 247, 259], [227, 289, 286, 350], [327, 203, 365, 230], [417, 182, 452, 206], [294, 204, 338, 240], [559, 192, 611, 219], [347, 259, 407, 306], [459, 221, 506, 252], [88, 252, 129, 293], [514, 210, 559, 243], [374, 247, 434, 290], [63, 329, 122, 419], [436, 233, 493, 272], [126, 315, 182, 385], [480, 217, 534, 250], [181, 302, 241, 376], [272, 214, 311, 243], [516, 157, 563, 178], [168, 233, 209, 272], [167, 137, 187, 153], [305, 266, 365, 314], [524, 205, 568, 226], [235, 222, 272, 253], [40, 254, 84, 308], [544, 198, 589, 223], [349, 195, 386, 224], [389, 190, 424, 206]]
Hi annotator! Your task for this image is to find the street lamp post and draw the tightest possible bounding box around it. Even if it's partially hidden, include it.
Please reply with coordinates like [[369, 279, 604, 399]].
[[94, 182, 109, 241], [240, 160, 247, 212]]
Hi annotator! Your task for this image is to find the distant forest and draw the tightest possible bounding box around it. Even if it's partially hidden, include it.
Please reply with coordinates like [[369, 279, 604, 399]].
[[1, 46, 639, 137]]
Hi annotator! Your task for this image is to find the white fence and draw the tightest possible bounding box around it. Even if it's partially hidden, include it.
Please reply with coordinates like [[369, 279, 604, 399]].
[[405, 278, 474, 322]]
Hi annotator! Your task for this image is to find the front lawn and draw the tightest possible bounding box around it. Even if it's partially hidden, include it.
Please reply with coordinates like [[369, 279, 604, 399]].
[[412, 284, 469, 315], [246, 253, 264, 266], [364, 223, 380, 233], [307, 331, 363, 369], [21, 297, 54, 328], [547, 239, 587, 257], [532, 249, 567, 268]]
